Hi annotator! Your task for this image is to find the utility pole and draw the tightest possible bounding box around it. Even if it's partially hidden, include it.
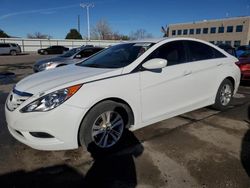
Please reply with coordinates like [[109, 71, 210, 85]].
[[80, 3, 94, 40], [78, 15, 80, 33]]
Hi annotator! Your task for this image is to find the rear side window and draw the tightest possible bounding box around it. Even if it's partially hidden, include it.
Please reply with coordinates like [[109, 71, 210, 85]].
[[11, 43, 17, 47], [0, 43, 10, 47], [186, 41, 226, 61], [147, 41, 187, 66]]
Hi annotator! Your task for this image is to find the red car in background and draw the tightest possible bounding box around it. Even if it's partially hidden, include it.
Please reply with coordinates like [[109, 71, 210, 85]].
[[237, 51, 250, 81]]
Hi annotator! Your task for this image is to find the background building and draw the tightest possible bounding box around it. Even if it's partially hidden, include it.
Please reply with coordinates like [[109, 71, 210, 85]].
[[166, 16, 250, 47]]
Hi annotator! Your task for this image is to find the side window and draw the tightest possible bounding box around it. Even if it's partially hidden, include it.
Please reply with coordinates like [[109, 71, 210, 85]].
[[0, 43, 10, 47], [79, 49, 95, 58], [187, 41, 225, 61], [147, 41, 187, 66]]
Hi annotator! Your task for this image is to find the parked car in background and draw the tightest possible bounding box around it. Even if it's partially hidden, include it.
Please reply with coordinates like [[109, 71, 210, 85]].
[[5, 38, 240, 152], [236, 45, 250, 58], [34, 46, 104, 72], [217, 44, 236, 57], [237, 54, 250, 81], [0, 43, 21, 56], [37, 45, 69, 55]]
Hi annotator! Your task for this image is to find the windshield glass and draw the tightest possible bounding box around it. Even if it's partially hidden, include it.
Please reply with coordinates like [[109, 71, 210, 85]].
[[77, 42, 154, 68], [61, 48, 80, 58]]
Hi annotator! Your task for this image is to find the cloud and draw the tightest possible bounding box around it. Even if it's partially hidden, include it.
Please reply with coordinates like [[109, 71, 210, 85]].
[[0, 4, 78, 20]]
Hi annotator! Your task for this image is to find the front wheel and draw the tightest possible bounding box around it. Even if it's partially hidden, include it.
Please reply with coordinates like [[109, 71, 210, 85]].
[[79, 101, 127, 152], [213, 79, 233, 111]]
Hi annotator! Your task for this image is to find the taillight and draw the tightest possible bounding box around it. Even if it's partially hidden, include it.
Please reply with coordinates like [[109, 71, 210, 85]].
[[239, 64, 250, 71]]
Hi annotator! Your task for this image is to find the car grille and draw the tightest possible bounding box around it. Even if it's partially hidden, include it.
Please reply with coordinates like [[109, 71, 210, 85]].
[[6, 89, 33, 111]]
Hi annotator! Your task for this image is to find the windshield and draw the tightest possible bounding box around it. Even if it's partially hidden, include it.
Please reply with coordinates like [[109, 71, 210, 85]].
[[60, 48, 80, 58], [77, 42, 154, 68]]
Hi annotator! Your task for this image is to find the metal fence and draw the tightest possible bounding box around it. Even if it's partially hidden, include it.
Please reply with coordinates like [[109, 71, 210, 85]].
[[0, 38, 122, 52]]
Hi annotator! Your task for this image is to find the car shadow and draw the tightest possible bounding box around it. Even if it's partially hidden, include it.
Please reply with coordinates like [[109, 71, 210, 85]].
[[0, 130, 143, 188]]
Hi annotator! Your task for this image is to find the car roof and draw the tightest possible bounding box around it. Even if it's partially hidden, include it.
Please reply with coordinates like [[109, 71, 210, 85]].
[[122, 37, 222, 46]]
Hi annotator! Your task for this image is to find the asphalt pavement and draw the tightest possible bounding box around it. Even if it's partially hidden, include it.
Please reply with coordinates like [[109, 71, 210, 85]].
[[0, 54, 250, 188]]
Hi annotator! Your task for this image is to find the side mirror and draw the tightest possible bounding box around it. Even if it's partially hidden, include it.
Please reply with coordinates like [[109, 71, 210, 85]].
[[142, 58, 167, 70]]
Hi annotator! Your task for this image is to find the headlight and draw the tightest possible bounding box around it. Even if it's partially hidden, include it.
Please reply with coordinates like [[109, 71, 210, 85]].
[[39, 62, 53, 71], [20, 84, 82, 113]]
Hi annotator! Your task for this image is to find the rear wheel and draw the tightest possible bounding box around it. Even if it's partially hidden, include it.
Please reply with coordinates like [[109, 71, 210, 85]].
[[43, 51, 48, 55], [10, 50, 17, 56], [213, 79, 233, 111], [79, 101, 128, 151]]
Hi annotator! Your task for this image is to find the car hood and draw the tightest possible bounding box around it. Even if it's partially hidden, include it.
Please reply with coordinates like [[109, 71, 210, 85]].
[[15, 64, 123, 94], [35, 56, 70, 66]]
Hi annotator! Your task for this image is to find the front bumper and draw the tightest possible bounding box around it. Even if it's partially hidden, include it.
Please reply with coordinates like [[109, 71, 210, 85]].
[[5, 103, 88, 151]]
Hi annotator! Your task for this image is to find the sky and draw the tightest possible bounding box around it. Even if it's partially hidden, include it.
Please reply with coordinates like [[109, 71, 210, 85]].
[[0, 0, 250, 39]]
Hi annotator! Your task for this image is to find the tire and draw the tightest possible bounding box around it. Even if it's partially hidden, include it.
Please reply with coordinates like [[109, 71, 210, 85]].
[[79, 100, 129, 152], [43, 51, 48, 55], [10, 50, 17, 56], [213, 79, 234, 111]]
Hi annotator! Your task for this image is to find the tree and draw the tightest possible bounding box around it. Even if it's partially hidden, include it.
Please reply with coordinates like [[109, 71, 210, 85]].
[[0, 29, 10, 38], [91, 19, 113, 40], [129, 29, 153, 40], [27, 32, 51, 39], [65, 29, 82, 39]]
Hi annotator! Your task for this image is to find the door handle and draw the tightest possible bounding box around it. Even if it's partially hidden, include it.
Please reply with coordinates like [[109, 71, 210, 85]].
[[183, 70, 192, 76], [217, 63, 223, 66]]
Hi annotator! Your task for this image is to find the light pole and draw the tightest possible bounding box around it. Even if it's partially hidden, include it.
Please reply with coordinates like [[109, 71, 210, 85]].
[[80, 3, 94, 41]]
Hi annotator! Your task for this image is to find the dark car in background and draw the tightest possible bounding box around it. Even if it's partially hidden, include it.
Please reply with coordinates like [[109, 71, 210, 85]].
[[0, 43, 21, 56], [217, 44, 236, 57], [236, 45, 250, 58], [37, 45, 69, 55], [236, 52, 250, 81], [34, 46, 104, 72]]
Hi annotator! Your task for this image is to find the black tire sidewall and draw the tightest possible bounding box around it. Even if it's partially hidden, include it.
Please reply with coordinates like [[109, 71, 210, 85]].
[[10, 50, 16, 56], [79, 100, 126, 152], [213, 79, 233, 111]]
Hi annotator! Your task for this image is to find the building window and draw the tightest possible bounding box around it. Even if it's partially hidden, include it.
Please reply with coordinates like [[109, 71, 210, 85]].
[[225, 41, 231, 45], [218, 27, 224, 33], [234, 40, 241, 47], [236, 25, 243, 32], [209, 41, 215, 44], [183, 29, 188, 35], [227, 26, 233, 33], [203, 28, 208, 34], [210, 27, 216, 34], [177, 30, 182, 35], [189, 29, 194, 35], [196, 28, 201, 34], [172, 30, 176, 36]]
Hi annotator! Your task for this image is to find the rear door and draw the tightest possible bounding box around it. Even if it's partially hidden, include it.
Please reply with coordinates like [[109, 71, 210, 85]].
[[184, 40, 227, 104]]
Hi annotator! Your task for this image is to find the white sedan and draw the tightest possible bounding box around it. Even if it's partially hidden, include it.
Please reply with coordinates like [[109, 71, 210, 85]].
[[5, 38, 240, 151]]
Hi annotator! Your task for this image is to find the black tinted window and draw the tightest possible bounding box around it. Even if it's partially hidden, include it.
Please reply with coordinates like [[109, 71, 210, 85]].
[[0, 43, 10, 47], [187, 41, 226, 61], [196, 28, 201, 34], [219, 27, 224, 33], [147, 41, 187, 66], [236, 25, 243, 32], [210, 27, 216, 33]]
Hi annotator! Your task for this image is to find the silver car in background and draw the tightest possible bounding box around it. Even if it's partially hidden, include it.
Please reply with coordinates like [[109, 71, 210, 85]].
[[0, 43, 21, 56], [33, 46, 104, 72]]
